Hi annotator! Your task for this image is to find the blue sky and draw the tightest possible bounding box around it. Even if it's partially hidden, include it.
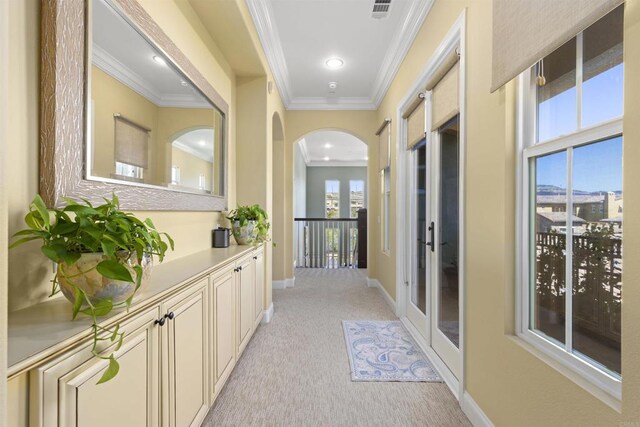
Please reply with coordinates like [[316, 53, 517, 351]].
[[537, 63, 623, 193]]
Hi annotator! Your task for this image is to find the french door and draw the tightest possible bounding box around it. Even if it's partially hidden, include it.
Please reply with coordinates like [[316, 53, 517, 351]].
[[406, 116, 461, 380]]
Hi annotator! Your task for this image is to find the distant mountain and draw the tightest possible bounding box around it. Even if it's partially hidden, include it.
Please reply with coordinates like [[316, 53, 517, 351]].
[[536, 185, 622, 196]]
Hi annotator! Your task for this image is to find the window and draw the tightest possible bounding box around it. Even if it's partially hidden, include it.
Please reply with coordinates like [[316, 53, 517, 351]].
[[171, 166, 180, 185], [325, 180, 340, 218], [382, 168, 391, 253], [349, 180, 365, 218], [115, 162, 143, 180], [518, 6, 623, 398]]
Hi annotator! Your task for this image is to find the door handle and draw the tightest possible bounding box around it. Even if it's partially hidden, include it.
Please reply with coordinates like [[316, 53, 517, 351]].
[[426, 222, 435, 252]]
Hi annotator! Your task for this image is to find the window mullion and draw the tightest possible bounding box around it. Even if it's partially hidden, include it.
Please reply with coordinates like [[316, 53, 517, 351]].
[[565, 148, 574, 353], [576, 33, 584, 130]]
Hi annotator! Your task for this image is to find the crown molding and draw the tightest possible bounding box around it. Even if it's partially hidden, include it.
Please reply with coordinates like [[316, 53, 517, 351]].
[[172, 140, 213, 162], [297, 138, 310, 165], [288, 97, 377, 111], [246, 0, 293, 106], [246, 0, 433, 111], [92, 44, 211, 109], [370, 0, 434, 106], [307, 161, 367, 167]]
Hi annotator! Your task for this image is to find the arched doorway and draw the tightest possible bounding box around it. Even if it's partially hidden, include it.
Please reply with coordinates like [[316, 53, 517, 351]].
[[293, 130, 368, 270]]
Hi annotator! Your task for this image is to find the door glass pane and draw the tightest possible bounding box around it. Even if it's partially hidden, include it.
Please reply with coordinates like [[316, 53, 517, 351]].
[[413, 144, 427, 314], [571, 137, 622, 374], [532, 150, 567, 345], [438, 117, 459, 347], [582, 6, 624, 128], [537, 38, 577, 142]]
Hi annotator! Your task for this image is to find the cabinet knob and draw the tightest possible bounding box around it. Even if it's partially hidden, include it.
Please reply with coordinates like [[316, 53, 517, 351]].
[[253, 256, 257, 260], [239, 266, 243, 271], [165, 312, 175, 320], [154, 317, 166, 327], [233, 267, 238, 273]]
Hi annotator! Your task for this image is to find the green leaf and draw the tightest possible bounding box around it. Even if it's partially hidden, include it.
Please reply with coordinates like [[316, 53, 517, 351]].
[[72, 287, 84, 320], [81, 298, 113, 317], [8, 236, 40, 249], [96, 260, 133, 282], [162, 233, 175, 251], [110, 324, 120, 341], [64, 205, 99, 215], [63, 252, 81, 266], [133, 264, 143, 292], [31, 195, 50, 228], [24, 211, 42, 230], [114, 333, 124, 352], [41, 245, 63, 262], [100, 240, 117, 257], [144, 218, 156, 229], [50, 222, 78, 236], [97, 356, 120, 384]]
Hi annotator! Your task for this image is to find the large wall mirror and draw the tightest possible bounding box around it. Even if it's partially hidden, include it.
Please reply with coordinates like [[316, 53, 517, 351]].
[[41, 0, 228, 210]]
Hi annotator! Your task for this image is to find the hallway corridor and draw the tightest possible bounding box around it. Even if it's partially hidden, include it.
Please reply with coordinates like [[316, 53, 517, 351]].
[[203, 269, 469, 426]]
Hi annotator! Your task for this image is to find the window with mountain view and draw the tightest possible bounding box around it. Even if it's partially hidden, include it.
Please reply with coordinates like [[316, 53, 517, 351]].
[[349, 180, 365, 218], [325, 180, 340, 218], [519, 5, 624, 389]]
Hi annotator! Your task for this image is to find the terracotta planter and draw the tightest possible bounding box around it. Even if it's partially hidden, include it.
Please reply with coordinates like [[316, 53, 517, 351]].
[[57, 252, 153, 306]]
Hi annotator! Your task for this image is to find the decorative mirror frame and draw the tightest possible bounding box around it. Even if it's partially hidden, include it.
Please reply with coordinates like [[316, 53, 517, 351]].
[[41, 0, 229, 211]]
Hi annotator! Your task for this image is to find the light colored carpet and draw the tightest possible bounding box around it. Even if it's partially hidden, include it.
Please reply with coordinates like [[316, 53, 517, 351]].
[[343, 320, 442, 382], [203, 268, 470, 427]]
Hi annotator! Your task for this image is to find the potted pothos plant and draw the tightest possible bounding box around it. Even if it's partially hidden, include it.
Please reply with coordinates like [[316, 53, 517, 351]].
[[10, 194, 174, 383], [226, 204, 270, 245]]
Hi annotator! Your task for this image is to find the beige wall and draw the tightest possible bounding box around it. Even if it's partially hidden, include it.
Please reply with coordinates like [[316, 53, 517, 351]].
[[170, 146, 213, 191], [373, 0, 640, 424], [7, 0, 239, 312]]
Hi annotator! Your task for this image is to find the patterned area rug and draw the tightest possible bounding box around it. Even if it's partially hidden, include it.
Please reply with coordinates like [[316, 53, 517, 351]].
[[342, 320, 442, 382]]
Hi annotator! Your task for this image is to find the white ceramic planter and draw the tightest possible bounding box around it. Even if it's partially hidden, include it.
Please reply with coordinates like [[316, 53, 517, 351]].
[[57, 252, 153, 306]]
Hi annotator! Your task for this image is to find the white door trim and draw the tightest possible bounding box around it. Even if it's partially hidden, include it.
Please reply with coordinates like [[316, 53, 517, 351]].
[[0, 0, 9, 421], [395, 9, 467, 401]]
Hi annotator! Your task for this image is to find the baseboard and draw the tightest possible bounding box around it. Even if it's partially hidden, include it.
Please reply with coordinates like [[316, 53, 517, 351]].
[[366, 277, 396, 313], [272, 277, 295, 290], [461, 391, 494, 427], [261, 302, 274, 324]]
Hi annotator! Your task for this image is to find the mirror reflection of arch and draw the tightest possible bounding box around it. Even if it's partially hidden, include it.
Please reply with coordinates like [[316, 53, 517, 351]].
[[169, 126, 219, 194]]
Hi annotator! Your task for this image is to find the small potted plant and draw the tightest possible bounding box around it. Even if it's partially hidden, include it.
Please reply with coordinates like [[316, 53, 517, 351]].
[[226, 204, 270, 245], [10, 194, 173, 383]]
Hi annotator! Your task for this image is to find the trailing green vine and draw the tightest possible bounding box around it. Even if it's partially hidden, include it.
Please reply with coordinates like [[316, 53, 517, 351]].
[[226, 204, 271, 243], [10, 194, 174, 383]]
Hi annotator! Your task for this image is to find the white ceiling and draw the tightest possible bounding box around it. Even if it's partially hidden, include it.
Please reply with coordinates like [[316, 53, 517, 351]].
[[248, 0, 433, 110], [92, 0, 211, 108], [299, 131, 368, 166], [172, 128, 215, 162]]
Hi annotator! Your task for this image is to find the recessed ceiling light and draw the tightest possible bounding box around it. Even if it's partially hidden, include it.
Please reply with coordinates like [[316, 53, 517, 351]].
[[365, 156, 369, 160], [325, 58, 344, 69], [180, 80, 188, 87], [153, 55, 167, 66], [324, 156, 330, 161], [199, 140, 206, 146], [324, 143, 332, 148]]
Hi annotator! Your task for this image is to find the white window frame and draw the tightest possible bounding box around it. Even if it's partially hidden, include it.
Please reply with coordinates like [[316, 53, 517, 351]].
[[325, 180, 340, 219], [516, 30, 623, 403], [382, 167, 391, 254], [349, 179, 365, 219]]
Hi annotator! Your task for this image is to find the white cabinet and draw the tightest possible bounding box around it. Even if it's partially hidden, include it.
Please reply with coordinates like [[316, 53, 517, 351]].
[[253, 247, 265, 327], [16, 246, 266, 427], [30, 308, 161, 427], [236, 255, 255, 357], [211, 265, 236, 399], [160, 278, 209, 427]]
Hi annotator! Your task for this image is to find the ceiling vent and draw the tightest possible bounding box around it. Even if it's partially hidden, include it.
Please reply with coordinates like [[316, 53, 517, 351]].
[[372, 0, 391, 19]]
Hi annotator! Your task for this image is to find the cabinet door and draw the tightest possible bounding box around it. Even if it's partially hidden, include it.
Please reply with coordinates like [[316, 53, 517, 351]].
[[31, 308, 161, 427], [254, 247, 265, 327], [236, 256, 254, 356], [161, 279, 209, 427], [211, 266, 235, 399]]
